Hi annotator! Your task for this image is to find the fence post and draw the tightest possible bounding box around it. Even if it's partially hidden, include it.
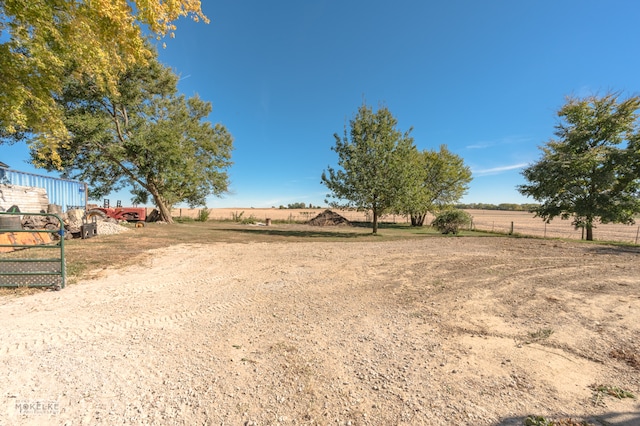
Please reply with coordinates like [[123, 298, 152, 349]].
[[636, 226, 639, 245], [509, 221, 514, 235]]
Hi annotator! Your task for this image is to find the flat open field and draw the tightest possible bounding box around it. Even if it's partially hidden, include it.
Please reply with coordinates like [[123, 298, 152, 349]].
[[201, 207, 407, 225], [197, 208, 640, 244], [467, 210, 640, 244], [1, 223, 639, 425]]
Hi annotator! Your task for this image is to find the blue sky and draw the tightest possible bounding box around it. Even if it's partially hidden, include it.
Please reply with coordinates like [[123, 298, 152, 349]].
[[3, 0, 640, 208]]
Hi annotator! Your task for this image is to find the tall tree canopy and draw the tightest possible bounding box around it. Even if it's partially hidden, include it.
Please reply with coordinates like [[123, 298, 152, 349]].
[[518, 93, 640, 241], [322, 103, 415, 234], [0, 0, 207, 165], [396, 145, 472, 226], [34, 54, 233, 223]]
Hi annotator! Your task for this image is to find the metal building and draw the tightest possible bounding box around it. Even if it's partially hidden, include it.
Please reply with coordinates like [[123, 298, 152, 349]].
[[0, 166, 87, 212]]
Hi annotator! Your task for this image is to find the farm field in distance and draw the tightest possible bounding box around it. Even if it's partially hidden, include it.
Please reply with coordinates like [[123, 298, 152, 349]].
[[190, 208, 640, 244]]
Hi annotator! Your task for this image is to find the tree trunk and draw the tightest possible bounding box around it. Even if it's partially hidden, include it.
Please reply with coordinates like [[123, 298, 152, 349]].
[[586, 223, 593, 241], [156, 201, 174, 224], [410, 214, 426, 227], [147, 185, 174, 223], [372, 210, 379, 234]]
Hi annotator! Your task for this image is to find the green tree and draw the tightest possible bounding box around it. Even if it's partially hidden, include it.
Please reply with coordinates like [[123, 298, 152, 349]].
[[321, 103, 415, 234], [33, 54, 233, 223], [397, 145, 472, 226], [518, 93, 640, 241], [0, 0, 207, 165]]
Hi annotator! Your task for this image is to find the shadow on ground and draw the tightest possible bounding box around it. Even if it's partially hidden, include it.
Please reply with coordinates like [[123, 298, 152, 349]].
[[496, 410, 640, 426], [587, 245, 640, 255], [215, 227, 372, 239]]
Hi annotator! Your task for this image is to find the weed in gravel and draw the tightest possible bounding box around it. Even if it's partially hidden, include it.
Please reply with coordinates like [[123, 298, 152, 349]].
[[589, 384, 636, 406], [528, 328, 554, 341], [524, 415, 595, 426], [517, 328, 554, 346], [525, 414, 552, 426]]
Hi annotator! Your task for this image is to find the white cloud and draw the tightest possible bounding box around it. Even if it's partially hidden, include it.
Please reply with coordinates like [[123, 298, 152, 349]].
[[465, 135, 533, 150], [466, 143, 493, 149], [472, 163, 529, 177]]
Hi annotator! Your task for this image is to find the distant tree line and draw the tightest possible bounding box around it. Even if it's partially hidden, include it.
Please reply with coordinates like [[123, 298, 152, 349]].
[[455, 203, 540, 211], [278, 203, 323, 209]]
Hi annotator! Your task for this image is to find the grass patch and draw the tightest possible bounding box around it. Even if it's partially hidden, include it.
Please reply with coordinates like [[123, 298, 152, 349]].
[[524, 416, 594, 426], [590, 384, 636, 406], [528, 328, 554, 341], [516, 328, 554, 346]]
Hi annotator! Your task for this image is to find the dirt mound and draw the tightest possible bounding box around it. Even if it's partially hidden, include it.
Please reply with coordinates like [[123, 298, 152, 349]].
[[307, 209, 351, 226]]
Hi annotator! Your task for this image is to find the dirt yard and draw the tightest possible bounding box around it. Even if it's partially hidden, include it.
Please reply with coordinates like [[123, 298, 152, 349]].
[[1, 233, 639, 425]]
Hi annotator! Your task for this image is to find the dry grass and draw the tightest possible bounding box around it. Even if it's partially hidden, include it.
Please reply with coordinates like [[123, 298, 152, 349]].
[[2, 219, 462, 295], [47, 221, 449, 285]]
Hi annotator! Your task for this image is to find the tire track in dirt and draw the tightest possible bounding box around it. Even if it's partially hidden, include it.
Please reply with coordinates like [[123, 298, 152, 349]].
[[0, 243, 319, 358], [0, 274, 252, 356]]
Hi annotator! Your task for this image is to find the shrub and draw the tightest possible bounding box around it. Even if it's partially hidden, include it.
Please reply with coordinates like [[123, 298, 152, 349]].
[[240, 214, 258, 224], [196, 208, 210, 222], [431, 209, 472, 234]]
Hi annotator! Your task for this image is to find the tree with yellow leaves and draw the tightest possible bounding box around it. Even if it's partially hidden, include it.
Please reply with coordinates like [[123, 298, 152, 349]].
[[0, 0, 207, 166]]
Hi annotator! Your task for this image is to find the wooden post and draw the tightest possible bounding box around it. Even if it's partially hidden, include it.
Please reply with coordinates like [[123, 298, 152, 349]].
[[635, 226, 639, 245], [509, 221, 514, 235]]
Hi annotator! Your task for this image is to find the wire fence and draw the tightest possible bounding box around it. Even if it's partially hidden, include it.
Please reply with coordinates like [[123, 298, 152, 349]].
[[467, 210, 640, 244]]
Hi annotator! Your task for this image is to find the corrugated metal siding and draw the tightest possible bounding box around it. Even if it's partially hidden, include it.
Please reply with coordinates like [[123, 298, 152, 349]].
[[0, 167, 86, 212]]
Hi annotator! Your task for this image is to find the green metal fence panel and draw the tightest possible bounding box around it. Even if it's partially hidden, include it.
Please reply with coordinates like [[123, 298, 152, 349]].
[[0, 212, 66, 290]]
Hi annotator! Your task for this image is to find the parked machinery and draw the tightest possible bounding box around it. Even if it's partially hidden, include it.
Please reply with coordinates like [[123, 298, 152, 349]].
[[85, 199, 146, 226]]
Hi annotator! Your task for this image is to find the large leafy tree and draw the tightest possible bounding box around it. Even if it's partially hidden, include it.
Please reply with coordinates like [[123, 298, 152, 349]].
[[322, 103, 415, 234], [397, 145, 472, 226], [518, 93, 640, 241], [34, 54, 233, 223], [0, 0, 207, 165]]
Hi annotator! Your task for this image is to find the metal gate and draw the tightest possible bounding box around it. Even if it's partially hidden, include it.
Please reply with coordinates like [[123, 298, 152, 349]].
[[0, 212, 66, 290]]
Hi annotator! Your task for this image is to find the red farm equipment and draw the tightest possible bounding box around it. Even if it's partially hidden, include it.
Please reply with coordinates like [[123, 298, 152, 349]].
[[85, 199, 146, 226]]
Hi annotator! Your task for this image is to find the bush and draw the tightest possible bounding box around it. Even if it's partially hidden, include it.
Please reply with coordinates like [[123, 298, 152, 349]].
[[431, 209, 472, 234], [196, 208, 210, 222], [240, 214, 258, 224]]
